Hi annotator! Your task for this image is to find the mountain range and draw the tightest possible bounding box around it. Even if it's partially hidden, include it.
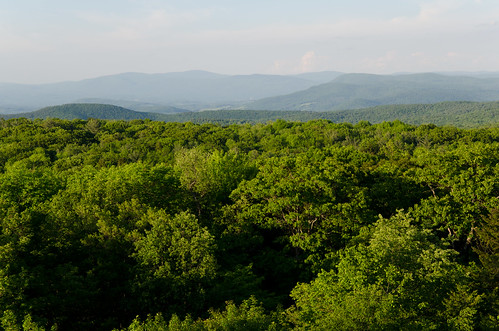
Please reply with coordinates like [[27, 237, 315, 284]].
[[245, 73, 499, 111], [2, 70, 499, 114], [0, 71, 342, 113]]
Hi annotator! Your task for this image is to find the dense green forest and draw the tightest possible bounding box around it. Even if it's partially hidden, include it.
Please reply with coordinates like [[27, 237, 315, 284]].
[[0, 118, 497, 330]]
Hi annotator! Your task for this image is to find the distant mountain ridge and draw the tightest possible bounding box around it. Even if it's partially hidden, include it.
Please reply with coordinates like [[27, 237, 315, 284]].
[[0, 70, 341, 113], [245, 73, 499, 111]]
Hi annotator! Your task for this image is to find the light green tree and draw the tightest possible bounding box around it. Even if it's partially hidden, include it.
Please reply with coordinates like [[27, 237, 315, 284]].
[[133, 211, 217, 317], [289, 211, 479, 330]]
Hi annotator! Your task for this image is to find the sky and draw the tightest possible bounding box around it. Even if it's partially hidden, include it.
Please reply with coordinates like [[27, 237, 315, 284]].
[[1, 0, 498, 84]]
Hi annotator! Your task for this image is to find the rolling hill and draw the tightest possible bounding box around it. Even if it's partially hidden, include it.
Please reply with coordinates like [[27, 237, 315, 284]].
[[163, 102, 498, 127], [161, 101, 499, 127], [1, 103, 172, 121], [73, 98, 190, 114], [324, 101, 499, 127], [245, 73, 499, 111]]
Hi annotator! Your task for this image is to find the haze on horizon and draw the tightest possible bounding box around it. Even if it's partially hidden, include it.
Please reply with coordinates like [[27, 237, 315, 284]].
[[1, 0, 498, 84]]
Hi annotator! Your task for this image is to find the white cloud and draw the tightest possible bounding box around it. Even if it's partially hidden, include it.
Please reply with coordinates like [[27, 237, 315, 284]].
[[271, 51, 329, 74], [417, 0, 464, 21], [189, 2, 478, 48], [300, 51, 318, 72]]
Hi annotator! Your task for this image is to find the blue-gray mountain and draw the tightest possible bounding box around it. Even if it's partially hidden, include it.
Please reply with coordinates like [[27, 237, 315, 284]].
[[244, 73, 499, 111], [0, 71, 342, 113], [2, 71, 499, 114]]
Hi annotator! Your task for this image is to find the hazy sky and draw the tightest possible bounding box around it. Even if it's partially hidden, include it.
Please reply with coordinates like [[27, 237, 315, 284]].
[[1, 0, 498, 83]]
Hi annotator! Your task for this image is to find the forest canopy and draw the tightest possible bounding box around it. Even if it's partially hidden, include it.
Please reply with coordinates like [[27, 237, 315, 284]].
[[0, 117, 497, 330]]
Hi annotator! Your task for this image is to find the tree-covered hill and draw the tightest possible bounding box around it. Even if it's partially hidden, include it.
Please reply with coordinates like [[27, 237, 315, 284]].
[[154, 101, 499, 128], [73, 99, 190, 114], [245, 73, 499, 111], [0, 118, 497, 330], [0, 103, 174, 121], [327, 101, 499, 127]]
